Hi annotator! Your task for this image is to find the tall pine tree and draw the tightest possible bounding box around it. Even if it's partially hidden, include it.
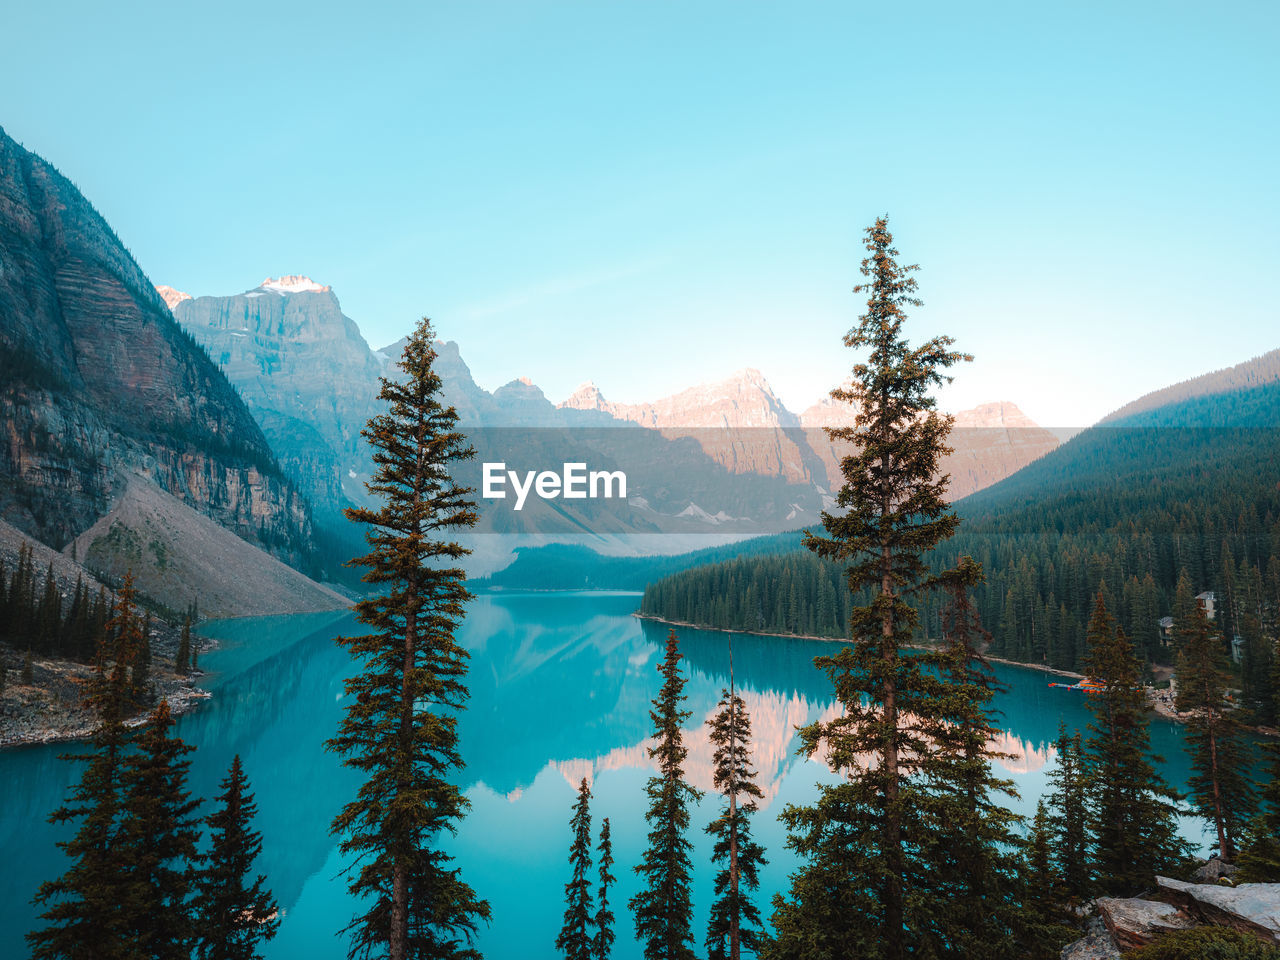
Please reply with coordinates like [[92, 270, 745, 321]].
[[1238, 675, 1280, 882], [194, 754, 280, 960], [116, 699, 202, 959], [1175, 598, 1255, 860], [327, 318, 489, 960], [1045, 722, 1091, 903], [630, 628, 701, 960], [27, 600, 134, 960], [557, 777, 595, 960], [705, 645, 766, 960], [177, 615, 192, 676], [767, 216, 971, 960], [1083, 593, 1189, 894], [593, 818, 615, 960], [926, 560, 1034, 960]]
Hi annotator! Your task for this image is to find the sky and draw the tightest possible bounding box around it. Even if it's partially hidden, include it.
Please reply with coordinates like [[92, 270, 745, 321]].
[[2, 1, 1277, 427]]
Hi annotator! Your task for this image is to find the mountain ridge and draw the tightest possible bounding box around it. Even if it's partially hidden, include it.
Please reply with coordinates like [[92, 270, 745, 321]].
[[0, 126, 318, 597], [1100, 348, 1280, 426]]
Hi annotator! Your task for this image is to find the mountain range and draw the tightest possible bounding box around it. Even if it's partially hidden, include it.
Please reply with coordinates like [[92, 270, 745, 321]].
[[164, 277, 1061, 540]]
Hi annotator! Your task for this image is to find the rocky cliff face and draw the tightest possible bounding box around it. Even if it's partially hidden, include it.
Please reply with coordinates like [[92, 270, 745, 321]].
[[0, 126, 315, 569], [169, 277, 386, 523]]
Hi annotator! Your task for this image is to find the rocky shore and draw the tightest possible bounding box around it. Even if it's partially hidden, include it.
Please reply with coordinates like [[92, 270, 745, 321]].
[[1062, 866, 1280, 958], [0, 629, 214, 749]]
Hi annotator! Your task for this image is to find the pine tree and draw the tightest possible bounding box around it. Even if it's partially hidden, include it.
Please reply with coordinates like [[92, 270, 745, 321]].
[[767, 216, 970, 960], [100, 574, 146, 717], [1045, 723, 1091, 902], [133, 610, 153, 706], [1237, 740, 1280, 882], [927, 560, 1032, 959], [1171, 570, 1197, 641], [1083, 593, 1190, 894], [1238, 674, 1280, 882], [327, 318, 489, 960], [592, 818, 615, 960], [27, 610, 134, 959], [1175, 598, 1255, 860], [36, 562, 60, 654], [630, 628, 701, 960], [177, 615, 192, 675], [1024, 801, 1063, 925], [705, 643, 766, 960], [557, 777, 595, 960], [1020, 800, 1077, 958], [194, 755, 280, 960], [116, 699, 202, 959]]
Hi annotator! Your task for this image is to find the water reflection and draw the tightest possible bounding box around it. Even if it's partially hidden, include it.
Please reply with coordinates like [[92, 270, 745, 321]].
[[0, 591, 1232, 960]]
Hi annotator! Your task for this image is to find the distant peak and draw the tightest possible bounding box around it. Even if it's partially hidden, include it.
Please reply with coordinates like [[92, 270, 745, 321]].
[[516, 376, 535, 386], [740, 367, 776, 388], [258, 275, 330, 294], [155, 285, 191, 311], [952, 401, 1040, 429], [560, 381, 608, 411]]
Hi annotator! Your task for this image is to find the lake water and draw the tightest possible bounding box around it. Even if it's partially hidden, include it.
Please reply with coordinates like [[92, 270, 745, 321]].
[[0, 591, 1230, 958]]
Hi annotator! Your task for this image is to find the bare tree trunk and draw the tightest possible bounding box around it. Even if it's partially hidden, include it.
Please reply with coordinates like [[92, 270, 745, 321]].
[[390, 602, 415, 960]]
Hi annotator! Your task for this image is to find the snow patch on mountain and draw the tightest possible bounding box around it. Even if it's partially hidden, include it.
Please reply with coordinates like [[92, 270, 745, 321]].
[[258, 275, 331, 294]]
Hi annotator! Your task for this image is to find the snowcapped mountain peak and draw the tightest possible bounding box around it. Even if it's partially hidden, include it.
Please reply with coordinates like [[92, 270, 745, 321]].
[[258, 275, 330, 295], [155, 285, 192, 311]]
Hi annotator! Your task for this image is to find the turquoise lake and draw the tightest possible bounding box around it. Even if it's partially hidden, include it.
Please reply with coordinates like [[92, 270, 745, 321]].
[[0, 590, 1231, 958]]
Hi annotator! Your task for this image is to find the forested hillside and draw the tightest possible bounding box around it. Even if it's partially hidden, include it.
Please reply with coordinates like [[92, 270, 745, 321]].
[[641, 379, 1280, 720], [1100, 348, 1280, 425]]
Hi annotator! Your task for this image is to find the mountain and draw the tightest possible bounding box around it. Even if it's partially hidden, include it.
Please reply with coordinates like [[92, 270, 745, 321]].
[[168, 276, 385, 524], [1100, 348, 1280, 426], [0, 127, 318, 605], [562, 368, 799, 429], [561, 369, 825, 484], [638, 350, 1280, 684]]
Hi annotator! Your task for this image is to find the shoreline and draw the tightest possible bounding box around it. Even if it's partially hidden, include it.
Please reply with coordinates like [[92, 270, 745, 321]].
[[0, 636, 220, 750], [635, 612, 1280, 738], [633, 611, 1087, 680]]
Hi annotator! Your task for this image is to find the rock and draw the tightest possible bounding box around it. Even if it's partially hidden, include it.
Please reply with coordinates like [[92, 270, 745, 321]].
[[1156, 876, 1280, 944], [1097, 896, 1196, 950], [171, 279, 386, 525], [1191, 858, 1240, 883], [1061, 917, 1122, 960]]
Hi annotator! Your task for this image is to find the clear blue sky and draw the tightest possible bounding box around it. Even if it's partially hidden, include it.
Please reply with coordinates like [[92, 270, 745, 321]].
[[3, 1, 1277, 426]]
